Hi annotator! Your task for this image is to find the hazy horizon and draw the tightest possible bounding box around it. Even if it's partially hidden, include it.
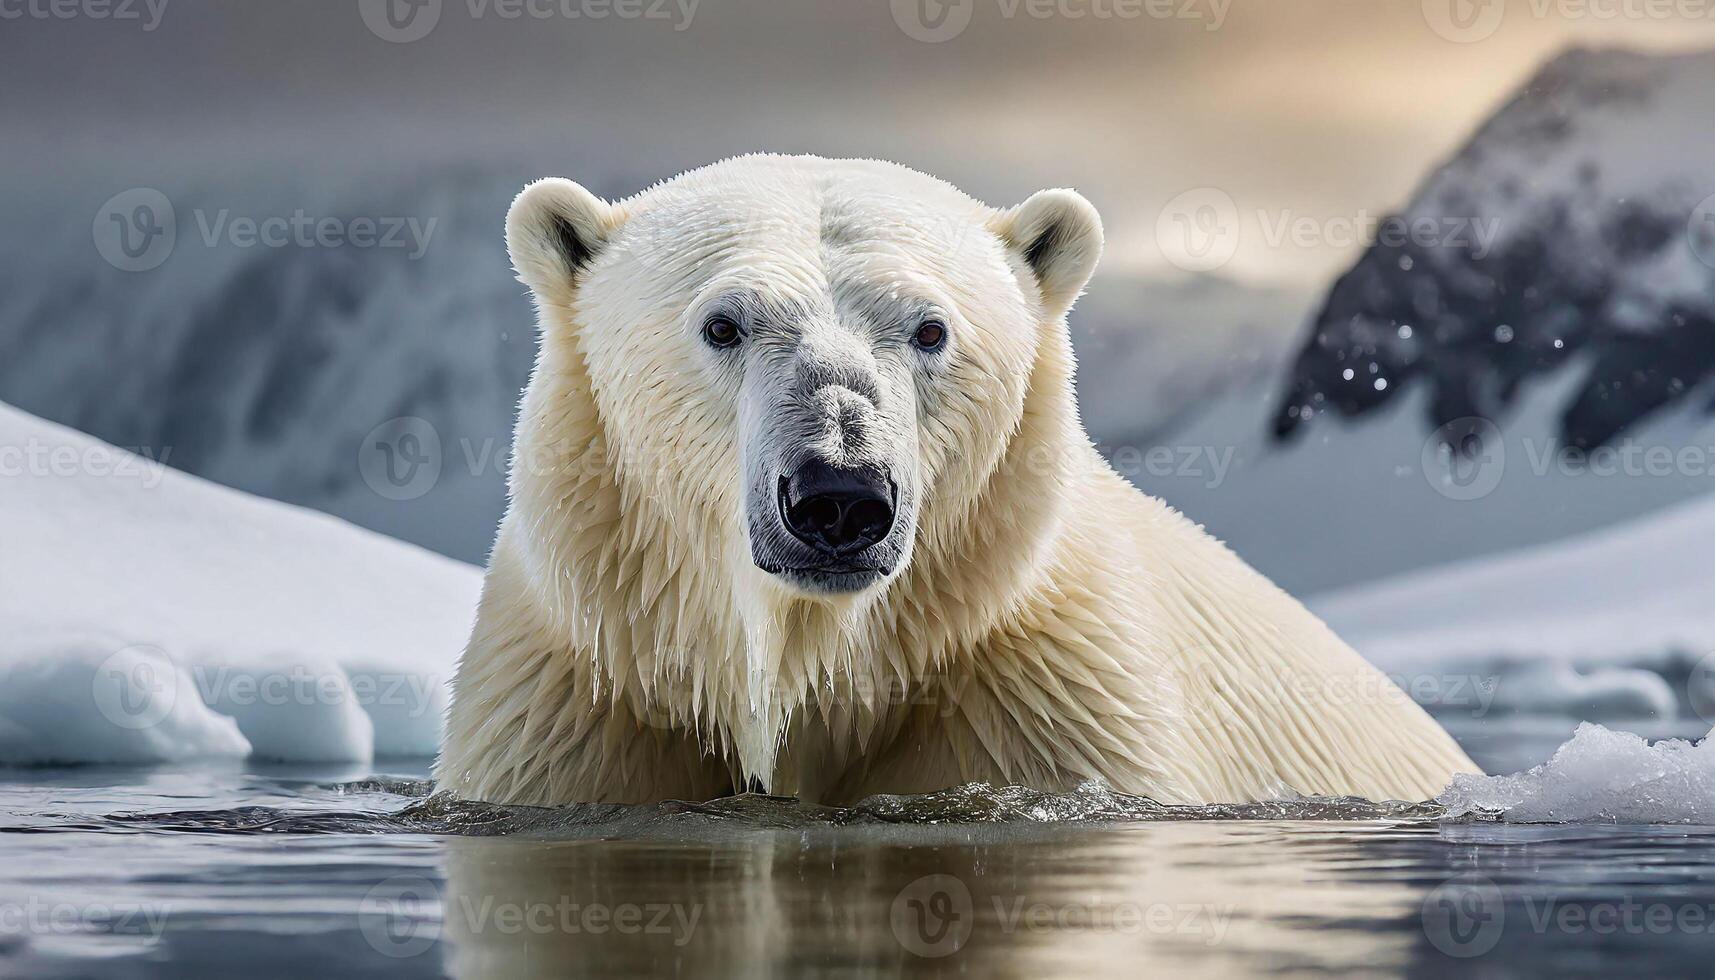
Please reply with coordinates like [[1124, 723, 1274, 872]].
[[5, 0, 1715, 286]]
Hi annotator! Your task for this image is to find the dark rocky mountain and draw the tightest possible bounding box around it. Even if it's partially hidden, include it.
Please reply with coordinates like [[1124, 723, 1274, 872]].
[[1274, 47, 1715, 449]]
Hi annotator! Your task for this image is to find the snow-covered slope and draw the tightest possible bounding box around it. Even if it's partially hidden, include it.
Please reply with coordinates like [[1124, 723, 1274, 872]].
[[1313, 489, 1715, 671], [1274, 46, 1715, 449], [1127, 357, 1715, 594], [1309, 488, 1715, 740], [0, 402, 482, 766]]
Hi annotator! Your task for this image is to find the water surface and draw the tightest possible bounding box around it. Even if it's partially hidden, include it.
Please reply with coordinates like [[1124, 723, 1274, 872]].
[[5, 754, 1715, 978]]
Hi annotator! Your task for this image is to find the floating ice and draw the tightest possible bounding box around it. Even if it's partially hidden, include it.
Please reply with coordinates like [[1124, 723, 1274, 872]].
[[0, 630, 250, 766], [1439, 722, 1715, 825], [0, 404, 482, 766]]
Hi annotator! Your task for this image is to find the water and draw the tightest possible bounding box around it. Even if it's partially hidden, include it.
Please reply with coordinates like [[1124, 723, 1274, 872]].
[[5, 736, 1715, 978]]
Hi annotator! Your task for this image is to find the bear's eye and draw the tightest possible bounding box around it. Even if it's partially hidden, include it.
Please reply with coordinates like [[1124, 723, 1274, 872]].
[[703, 314, 742, 349], [913, 319, 948, 352]]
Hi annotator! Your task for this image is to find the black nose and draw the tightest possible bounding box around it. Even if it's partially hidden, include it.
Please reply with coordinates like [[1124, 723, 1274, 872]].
[[780, 460, 895, 556]]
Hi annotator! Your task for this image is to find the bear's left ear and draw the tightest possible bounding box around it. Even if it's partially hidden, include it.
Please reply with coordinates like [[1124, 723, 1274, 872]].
[[990, 188, 1104, 318], [505, 177, 626, 301]]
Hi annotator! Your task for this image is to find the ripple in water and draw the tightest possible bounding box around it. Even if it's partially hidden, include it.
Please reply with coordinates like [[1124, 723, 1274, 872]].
[[74, 779, 1449, 839]]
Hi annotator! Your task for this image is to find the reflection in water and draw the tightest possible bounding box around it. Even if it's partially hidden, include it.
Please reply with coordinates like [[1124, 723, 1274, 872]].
[[439, 822, 1427, 978], [6, 771, 1715, 978]]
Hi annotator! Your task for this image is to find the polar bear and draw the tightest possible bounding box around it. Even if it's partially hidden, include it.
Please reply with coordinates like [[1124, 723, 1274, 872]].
[[436, 154, 1477, 807]]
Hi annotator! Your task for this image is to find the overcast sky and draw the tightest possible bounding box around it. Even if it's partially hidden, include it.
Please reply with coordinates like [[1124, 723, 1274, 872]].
[[5, 0, 1714, 283]]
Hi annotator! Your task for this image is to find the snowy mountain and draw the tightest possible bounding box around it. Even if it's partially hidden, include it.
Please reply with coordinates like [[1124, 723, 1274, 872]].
[[1273, 46, 1715, 450], [0, 172, 544, 565], [1100, 45, 1715, 595], [0, 402, 481, 766], [1070, 273, 1306, 444]]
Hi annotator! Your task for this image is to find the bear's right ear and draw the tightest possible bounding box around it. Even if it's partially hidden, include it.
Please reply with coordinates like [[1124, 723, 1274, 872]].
[[505, 177, 624, 299], [989, 188, 1104, 319]]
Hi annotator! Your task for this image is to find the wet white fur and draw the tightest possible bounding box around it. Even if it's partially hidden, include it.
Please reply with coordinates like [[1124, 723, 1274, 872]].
[[436, 155, 1478, 805]]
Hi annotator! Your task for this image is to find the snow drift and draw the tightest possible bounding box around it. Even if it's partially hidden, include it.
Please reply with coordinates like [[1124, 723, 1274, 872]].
[[0, 402, 482, 766], [1309, 485, 1715, 747], [1313, 488, 1715, 676]]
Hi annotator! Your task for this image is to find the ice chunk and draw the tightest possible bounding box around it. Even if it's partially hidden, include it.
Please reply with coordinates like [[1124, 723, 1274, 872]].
[[1439, 723, 1715, 824], [0, 632, 251, 765], [0, 404, 481, 766]]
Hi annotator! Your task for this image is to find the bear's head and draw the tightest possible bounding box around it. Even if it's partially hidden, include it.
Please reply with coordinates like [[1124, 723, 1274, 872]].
[[504, 155, 1101, 610]]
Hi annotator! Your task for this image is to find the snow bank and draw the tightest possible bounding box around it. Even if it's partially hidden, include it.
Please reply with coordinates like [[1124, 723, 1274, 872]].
[[1307, 484, 1715, 730], [1313, 487, 1715, 671], [0, 403, 482, 766], [1440, 723, 1715, 825]]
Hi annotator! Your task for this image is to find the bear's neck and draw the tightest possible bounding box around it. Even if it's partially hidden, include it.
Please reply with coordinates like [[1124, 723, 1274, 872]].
[[507, 315, 1083, 792]]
